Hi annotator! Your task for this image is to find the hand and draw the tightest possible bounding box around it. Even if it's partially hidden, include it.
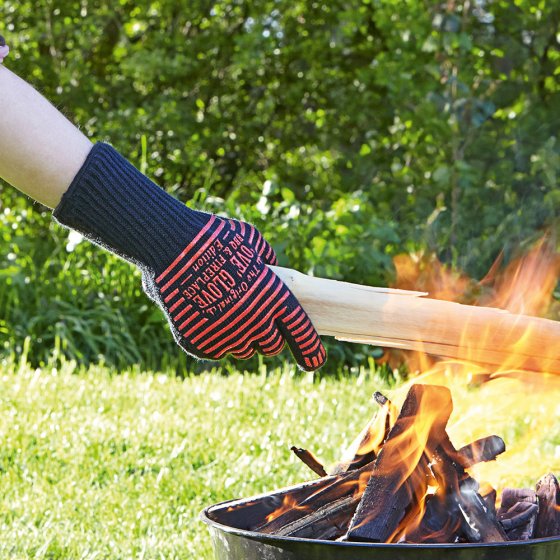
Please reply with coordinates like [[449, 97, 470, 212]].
[[150, 214, 326, 368], [54, 143, 326, 370]]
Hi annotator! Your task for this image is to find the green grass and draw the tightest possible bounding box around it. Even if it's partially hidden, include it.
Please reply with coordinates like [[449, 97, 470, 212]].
[[0, 360, 558, 559], [0, 360, 392, 559]]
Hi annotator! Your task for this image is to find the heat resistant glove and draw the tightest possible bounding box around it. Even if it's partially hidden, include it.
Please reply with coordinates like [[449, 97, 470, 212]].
[[53, 143, 327, 370]]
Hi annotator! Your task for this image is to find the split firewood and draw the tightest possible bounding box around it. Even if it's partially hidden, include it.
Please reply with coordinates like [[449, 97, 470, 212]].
[[497, 486, 538, 541], [272, 265, 560, 375], [453, 477, 508, 543], [434, 431, 507, 543], [535, 473, 560, 537], [345, 384, 453, 542], [330, 391, 394, 475], [275, 495, 360, 540], [255, 461, 374, 534], [290, 447, 328, 477], [456, 436, 506, 469]]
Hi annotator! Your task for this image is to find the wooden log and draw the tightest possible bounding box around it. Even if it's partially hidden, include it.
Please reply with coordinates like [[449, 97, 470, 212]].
[[456, 436, 506, 468], [331, 391, 393, 475], [500, 488, 537, 510], [290, 447, 327, 477], [272, 266, 560, 375], [498, 501, 538, 540], [535, 473, 560, 537], [433, 433, 507, 544], [454, 477, 508, 543], [276, 495, 360, 540], [255, 461, 374, 534], [345, 384, 453, 542]]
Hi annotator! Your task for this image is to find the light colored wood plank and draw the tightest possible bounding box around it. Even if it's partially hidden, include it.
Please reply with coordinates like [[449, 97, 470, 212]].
[[271, 266, 560, 374]]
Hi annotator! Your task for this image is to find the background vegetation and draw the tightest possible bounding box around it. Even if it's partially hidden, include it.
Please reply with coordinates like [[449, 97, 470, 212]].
[[1, 4, 559, 558], [0, 0, 559, 369]]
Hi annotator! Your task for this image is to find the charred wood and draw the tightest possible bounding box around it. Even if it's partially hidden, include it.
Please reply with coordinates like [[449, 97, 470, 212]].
[[456, 436, 506, 468], [498, 500, 538, 540], [345, 385, 453, 543], [401, 491, 462, 543], [217, 476, 335, 530], [454, 477, 508, 543], [431, 435, 507, 544], [535, 473, 560, 537], [255, 461, 373, 534], [276, 495, 360, 540], [290, 446, 328, 477], [501, 487, 537, 509]]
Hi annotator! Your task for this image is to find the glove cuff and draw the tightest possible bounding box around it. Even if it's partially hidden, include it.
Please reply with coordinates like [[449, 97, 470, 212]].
[[53, 142, 202, 271]]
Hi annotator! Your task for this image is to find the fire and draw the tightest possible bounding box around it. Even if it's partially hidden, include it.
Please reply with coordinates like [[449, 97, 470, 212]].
[[389, 237, 560, 505], [256, 237, 560, 543], [264, 494, 308, 524]]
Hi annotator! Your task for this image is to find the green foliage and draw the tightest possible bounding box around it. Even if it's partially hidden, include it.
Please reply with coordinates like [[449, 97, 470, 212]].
[[0, 0, 559, 367]]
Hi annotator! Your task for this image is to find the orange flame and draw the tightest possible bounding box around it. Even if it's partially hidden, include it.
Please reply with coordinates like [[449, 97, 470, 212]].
[[390, 236, 560, 491], [264, 494, 308, 524], [477, 239, 560, 316], [262, 237, 560, 541]]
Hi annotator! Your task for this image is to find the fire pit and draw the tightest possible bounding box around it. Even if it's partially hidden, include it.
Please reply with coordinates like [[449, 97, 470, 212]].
[[201, 383, 560, 559], [201, 498, 560, 560]]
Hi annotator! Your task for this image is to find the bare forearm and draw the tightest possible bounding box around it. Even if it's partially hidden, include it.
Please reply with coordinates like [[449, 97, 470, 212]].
[[0, 65, 92, 208]]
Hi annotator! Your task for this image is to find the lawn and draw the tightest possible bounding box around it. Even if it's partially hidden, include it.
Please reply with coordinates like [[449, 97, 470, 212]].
[[0, 359, 558, 559]]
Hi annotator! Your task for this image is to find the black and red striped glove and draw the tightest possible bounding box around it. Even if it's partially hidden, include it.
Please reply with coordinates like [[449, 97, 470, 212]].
[[53, 143, 326, 371]]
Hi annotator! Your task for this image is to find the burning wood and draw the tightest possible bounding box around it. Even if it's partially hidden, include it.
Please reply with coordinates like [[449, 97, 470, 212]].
[[497, 487, 538, 541], [535, 473, 560, 537], [345, 384, 453, 542], [241, 383, 560, 545], [455, 436, 506, 469], [255, 461, 373, 535], [330, 391, 394, 475], [272, 494, 359, 540], [290, 447, 327, 477]]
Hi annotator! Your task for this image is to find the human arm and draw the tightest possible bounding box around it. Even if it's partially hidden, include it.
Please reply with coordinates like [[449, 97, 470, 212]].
[[0, 42, 326, 370], [0, 64, 92, 208]]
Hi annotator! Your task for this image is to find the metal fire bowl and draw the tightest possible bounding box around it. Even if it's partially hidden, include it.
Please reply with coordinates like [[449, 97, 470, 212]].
[[201, 480, 560, 560]]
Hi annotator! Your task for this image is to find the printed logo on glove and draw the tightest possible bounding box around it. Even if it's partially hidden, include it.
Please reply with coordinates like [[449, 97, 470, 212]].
[[154, 215, 327, 370]]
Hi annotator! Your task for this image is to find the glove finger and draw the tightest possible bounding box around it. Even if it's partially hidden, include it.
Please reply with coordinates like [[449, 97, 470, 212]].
[[231, 347, 256, 360], [228, 323, 284, 360], [254, 325, 285, 356], [277, 300, 326, 371], [237, 220, 278, 266]]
